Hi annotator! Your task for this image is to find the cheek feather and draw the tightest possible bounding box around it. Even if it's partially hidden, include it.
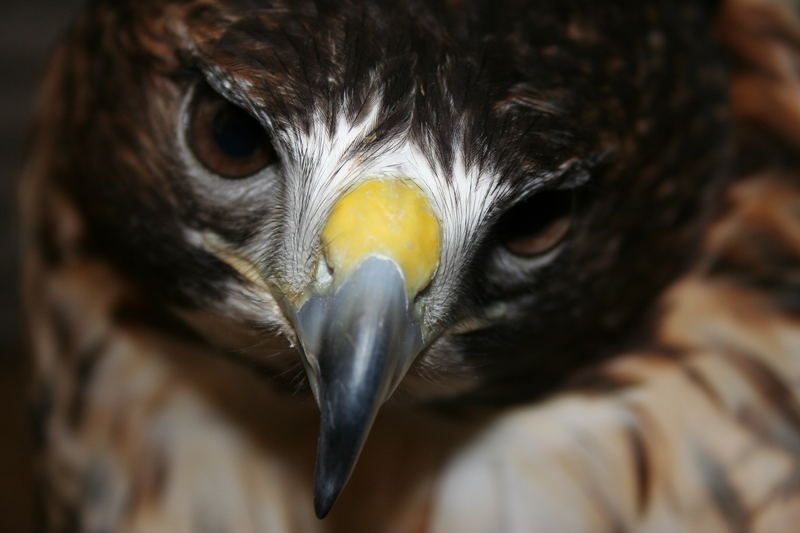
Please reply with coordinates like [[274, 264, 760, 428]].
[[200, 231, 271, 293]]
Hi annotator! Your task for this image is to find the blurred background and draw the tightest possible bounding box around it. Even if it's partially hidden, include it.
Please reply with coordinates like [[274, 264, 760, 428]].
[[1, 2, 82, 532]]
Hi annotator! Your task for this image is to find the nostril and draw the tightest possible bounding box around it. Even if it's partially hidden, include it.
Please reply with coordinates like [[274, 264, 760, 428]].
[[314, 253, 335, 293]]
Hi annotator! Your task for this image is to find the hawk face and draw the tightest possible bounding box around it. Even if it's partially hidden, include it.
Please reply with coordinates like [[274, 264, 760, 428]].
[[54, 0, 728, 514]]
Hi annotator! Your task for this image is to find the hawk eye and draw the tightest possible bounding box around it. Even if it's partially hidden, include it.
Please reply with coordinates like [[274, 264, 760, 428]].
[[188, 85, 276, 179], [497, 189, 573, 256]]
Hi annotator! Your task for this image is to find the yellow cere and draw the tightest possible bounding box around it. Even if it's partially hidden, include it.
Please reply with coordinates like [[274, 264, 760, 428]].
[[321, 178, 441, 297]]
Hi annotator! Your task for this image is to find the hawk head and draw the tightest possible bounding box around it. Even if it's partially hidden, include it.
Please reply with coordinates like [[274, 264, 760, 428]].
[[48, 0, 728, 515]]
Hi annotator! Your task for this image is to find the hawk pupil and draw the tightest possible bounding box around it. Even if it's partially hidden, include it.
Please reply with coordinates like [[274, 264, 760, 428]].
[[212, 105, 262, 159]]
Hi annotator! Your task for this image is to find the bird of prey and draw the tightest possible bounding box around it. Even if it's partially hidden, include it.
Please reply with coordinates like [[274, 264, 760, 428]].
[[19, 0, 800, 530]]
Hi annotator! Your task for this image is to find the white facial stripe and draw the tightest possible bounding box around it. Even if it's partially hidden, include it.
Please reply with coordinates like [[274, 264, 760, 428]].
[[278, 98, 387, 277], [276, 97, 513, 324]]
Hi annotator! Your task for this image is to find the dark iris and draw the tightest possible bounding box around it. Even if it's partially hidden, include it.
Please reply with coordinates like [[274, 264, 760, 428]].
[[496, 189, 574, 256], [189, 83, 276, 179], [212, 106, 263, 159]]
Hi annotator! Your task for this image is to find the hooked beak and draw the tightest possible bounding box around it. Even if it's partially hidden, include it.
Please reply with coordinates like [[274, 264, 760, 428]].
[[294, 256, 423, 517], [283, 178, 441, 517]]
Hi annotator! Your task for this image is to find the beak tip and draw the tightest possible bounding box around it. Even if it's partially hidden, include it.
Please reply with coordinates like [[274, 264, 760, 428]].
[[312, 403, 373, 519], [313, 451, 349, 519], [313, 484, 337, 519]]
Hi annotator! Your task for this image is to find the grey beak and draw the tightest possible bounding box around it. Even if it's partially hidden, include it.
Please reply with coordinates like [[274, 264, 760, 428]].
[[294, 256, 423, 518]]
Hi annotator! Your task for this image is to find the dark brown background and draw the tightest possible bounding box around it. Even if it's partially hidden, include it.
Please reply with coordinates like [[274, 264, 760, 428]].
[[1, 2, 83, 532]]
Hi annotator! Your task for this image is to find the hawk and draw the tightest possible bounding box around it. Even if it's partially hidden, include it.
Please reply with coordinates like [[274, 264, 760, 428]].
[[19, 0, 800, 530]]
